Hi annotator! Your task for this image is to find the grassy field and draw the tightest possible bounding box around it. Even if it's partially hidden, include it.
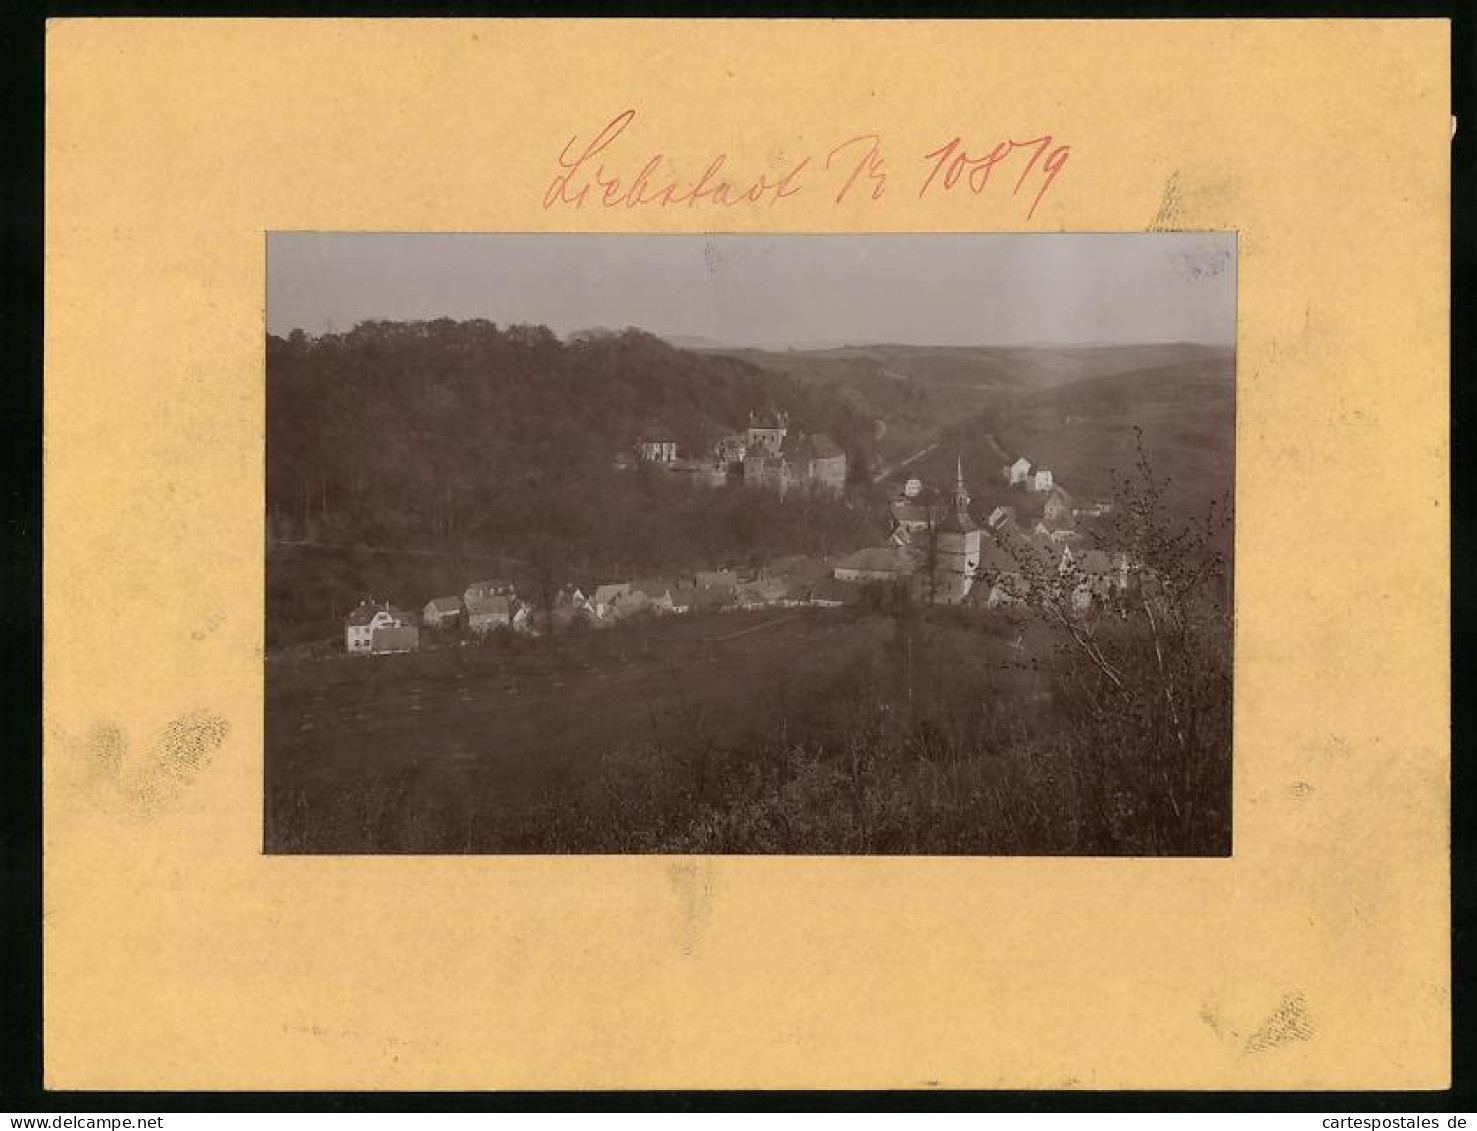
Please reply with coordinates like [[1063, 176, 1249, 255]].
[[267, 609, 878, 843], [265, 605, 1054, 852]]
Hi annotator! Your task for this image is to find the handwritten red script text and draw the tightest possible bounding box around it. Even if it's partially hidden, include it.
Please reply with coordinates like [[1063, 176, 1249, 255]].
[[543, 110, 1071, 221]]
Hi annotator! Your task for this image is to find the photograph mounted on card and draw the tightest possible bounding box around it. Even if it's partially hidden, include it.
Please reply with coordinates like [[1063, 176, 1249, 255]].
[[265, 230, 1234, 857]]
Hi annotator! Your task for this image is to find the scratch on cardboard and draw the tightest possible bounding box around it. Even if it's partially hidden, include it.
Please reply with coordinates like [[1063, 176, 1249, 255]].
[[1149, 172, 1182, 231], [668, 859, 717, 956]]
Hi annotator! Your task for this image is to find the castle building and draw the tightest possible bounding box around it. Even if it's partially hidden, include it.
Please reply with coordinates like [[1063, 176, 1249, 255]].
[[741, 421, 846, 498], [746, 408, 789, 456]]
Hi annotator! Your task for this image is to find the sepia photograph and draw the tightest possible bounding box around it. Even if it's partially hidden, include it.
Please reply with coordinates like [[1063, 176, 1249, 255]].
[[265, 232, 1235, 856]]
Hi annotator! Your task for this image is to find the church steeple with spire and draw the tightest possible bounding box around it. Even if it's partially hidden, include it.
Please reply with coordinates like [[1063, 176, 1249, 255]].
[[940, 454, 976, 534], [931, 453, 981, 604]]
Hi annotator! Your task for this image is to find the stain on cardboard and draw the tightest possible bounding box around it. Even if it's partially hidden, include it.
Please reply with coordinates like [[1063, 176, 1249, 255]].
[[1243, 992, 1314, 1053], [71, 712, 230, 817], [190, 611, 224, 640]]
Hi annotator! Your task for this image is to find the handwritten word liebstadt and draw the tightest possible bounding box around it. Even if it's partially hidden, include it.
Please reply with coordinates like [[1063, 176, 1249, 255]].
[[543, 110, 1071, 221]]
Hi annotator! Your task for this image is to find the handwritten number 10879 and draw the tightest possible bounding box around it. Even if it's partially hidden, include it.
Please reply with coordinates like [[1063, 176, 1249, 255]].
[[544, 111, 1071, 222]]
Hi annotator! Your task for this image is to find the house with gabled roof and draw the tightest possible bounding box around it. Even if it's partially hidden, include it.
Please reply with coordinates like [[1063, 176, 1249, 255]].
[[466, 593, 515, 634], [834, 544, 923, 583], [345, 600, 419, 654], [628, 578, 677, 615], [422, 596, 464, 629], [736, 575, 789, 608], [987, 504, 1018, 531], [635, 421, 678, 464], [1043, 486, 1076, 523], [590, 582, 631, 621]]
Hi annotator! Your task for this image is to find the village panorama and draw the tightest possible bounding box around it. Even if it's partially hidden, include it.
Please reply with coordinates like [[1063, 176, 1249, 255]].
[[265, 232, 1236, 856]]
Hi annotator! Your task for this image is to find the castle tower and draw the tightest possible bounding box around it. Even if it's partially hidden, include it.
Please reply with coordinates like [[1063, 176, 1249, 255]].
[[746, 406, 789, 456]]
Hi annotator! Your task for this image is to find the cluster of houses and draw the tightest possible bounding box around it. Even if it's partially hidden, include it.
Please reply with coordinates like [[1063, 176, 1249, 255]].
[[628, 408, 847, 498], [342, 561, 858, 655], [834, 456, 1129, 612], [340, 445, 1132, 657], [1003, 455, 1055, 493]]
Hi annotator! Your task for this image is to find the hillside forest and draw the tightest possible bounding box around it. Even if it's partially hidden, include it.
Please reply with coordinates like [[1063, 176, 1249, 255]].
[[266, 321, 884, 644]]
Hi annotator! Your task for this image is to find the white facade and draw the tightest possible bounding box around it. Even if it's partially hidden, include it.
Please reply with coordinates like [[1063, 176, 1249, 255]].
[[1008, 457, 1032, 484], [346, 608, 402, 654], [1032, 469, 1054, 492], [638, 439, 677, 463]]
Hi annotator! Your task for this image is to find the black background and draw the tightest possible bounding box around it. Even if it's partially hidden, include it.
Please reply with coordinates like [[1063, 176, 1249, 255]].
[[0, 0, 1469, 1112]]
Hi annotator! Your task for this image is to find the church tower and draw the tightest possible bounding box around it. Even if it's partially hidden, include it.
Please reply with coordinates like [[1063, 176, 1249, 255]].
[[933, 455, 981, 603]]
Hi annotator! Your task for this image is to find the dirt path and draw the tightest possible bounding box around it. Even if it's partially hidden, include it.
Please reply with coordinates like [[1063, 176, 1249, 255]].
[[712, 612, 806, 642], [872, 440, 940, 483]]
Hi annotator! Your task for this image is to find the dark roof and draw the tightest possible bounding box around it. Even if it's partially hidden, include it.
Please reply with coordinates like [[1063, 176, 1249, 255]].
[[346, 604, 380, 627], [975, 536, 1022, 574], [836, 545, 922, 574], [465, 579, 514, 597], [1045, 486, 1076, 507], [890, 502, 943, 525], [1039, 512, 1075, 533], [937, 506, 978, 535], [768, 555, 833, 582], [629, 578, 674, 599], [810, 577, 857, 603], [993, 527, 1059, 573], [370, 624, 419, 651], [468, 595, 513, 617], [1078, 549, 1114, 575], [347, 602, 410, 626], [694, 569, 738, 589]]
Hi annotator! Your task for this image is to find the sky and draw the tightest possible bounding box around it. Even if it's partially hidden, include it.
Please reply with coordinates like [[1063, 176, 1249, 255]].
[[266, 232, 1236, 348]]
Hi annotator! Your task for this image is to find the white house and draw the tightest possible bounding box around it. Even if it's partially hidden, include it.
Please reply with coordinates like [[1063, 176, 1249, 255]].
[[902, 477, 924, 498], [345, 601, 417, 654], [1007, 456, 1032, 485], [637, 438, 677, 463], [1032, 468, 1054, 492]]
